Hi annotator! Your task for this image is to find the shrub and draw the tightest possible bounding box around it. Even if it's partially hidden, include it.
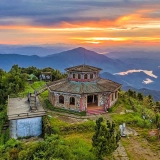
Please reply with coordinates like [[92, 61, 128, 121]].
[[148, 136, 158, 142]]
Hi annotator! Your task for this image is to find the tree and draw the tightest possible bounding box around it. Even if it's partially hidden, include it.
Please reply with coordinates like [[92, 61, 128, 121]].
[[92, 117, 120, 160], [148, 94, 153, 102], [137, 92, 143, 101], [128, 89, 134, 97]]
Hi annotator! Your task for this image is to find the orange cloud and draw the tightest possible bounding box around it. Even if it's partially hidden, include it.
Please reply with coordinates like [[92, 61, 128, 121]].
[[0, 6, 160, 48]]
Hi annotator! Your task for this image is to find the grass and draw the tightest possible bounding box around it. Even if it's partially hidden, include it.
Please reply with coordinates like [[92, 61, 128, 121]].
[[64, 132, 94, 144], [47, 112, 95, 135], [47, 114, 69, 128], [31, 81, 46, 90], [40, 90, 48, 100]]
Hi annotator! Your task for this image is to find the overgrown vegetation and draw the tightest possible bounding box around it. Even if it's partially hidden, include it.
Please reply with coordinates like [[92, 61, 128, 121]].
[[0, 64, 68, 158], [111, 89, 160, 130], [1, 64, 160, 159]]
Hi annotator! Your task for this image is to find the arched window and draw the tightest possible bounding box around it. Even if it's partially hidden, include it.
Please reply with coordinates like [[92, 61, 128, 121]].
[[112, 94, 114, 101], [73, 73, 75, 79], [78, 74, 81, 79], [90, 74, 93, 79], [84, 74, 87, 79], [115, 91, 118, 99], [59, 95, 64, 104], [70, 97, 75, 105]]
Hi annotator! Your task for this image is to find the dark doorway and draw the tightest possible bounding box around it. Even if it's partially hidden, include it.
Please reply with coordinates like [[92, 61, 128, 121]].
[[70, 97, 75, 105], [87, 95, 98, 106], [59, 95, 64, 104]]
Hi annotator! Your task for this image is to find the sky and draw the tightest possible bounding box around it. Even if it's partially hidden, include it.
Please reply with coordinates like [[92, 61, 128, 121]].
[[0, 0, 160, 50]]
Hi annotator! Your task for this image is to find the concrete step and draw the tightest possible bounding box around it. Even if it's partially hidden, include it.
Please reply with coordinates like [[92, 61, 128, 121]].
[[87, 107, 106, 115]]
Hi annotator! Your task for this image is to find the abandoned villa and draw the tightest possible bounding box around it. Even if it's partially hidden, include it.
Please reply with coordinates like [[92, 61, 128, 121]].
[[47, 64, 121, 115]]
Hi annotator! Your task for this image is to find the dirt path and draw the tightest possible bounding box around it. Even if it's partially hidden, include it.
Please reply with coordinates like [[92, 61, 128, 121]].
[[121, 136, 160, 160], [113, 142, 129, 160]]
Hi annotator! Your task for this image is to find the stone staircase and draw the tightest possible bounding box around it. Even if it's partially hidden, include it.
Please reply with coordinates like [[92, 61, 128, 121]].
[[28, 93, 38, 111], [87, 107, 106, 115], [36, 85, 48, 95]]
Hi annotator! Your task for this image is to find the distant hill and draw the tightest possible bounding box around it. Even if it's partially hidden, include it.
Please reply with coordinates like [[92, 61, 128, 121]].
[[0, 44, 71, 56], [0, 47, 131, 73], [122, 86, 160, 101], [105, 51, 160, 59], [118, 58, 160, 70], [0, 54, 41, 71]]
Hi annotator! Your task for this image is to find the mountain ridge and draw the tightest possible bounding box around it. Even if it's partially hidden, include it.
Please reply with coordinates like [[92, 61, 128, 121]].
[[0, 47, 131, 73]]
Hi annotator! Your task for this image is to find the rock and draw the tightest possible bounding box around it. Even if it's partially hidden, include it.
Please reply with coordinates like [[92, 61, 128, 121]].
[[125, 110, 134, 113]]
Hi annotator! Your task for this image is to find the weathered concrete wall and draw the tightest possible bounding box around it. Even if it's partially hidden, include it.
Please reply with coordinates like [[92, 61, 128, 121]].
[[99, 93, 110, 108], [110, 91, 118, 107], [17, 117, 42, 137], [10, 117, 42, 139], [81, 95, 87, 111], [49, 91, 119, 112]]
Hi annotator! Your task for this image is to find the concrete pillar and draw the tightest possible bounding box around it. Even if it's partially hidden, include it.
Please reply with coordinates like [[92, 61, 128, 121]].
[[92, 95, 94, 103], [75, 73, 78, 79], [10, 120, 17, 139], [85, 95, 87, 111]]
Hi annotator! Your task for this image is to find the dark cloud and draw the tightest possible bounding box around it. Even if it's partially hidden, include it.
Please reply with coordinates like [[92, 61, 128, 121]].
[[0, 0, 159, 26]]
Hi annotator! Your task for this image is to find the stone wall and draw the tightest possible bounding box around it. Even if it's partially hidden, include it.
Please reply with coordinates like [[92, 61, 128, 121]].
[[49, 90, 119, 111], [81, 95, 87, 111], [51, 92, 81, 111]]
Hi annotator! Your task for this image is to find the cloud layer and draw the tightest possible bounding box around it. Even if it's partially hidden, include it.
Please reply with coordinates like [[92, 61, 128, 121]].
[[0, 0, 160, 48]]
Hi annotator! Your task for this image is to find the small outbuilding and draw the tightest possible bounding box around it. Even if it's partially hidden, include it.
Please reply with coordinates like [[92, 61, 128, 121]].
[[7, 93, 46, 139], [27, 74, 38, 83]]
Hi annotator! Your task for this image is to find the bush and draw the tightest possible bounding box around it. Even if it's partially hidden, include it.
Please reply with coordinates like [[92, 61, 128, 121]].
[[111, 113, 151, 129], [148, 136, 158, 142]]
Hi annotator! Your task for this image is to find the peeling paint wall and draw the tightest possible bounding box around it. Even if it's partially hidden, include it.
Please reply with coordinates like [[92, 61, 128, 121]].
[[110, 91, 118, 107], [10, 117, 42, 139]]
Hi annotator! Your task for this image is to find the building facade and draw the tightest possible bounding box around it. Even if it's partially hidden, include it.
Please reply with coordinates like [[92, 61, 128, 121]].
[[7, 93, 46, 139], [48, 65, 121, 114]]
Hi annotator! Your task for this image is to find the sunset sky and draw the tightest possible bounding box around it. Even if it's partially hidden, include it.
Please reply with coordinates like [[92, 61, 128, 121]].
[[0, 0, 160, 50]]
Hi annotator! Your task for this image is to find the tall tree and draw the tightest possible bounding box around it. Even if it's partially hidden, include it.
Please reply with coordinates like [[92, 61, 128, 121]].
[[137, 92, 143, 101], [92, 117, 120, 160]]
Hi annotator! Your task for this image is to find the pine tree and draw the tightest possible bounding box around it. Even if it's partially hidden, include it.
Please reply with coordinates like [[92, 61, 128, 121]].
[[92, 117, 120, 160], [137, 92, 143, 101]]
